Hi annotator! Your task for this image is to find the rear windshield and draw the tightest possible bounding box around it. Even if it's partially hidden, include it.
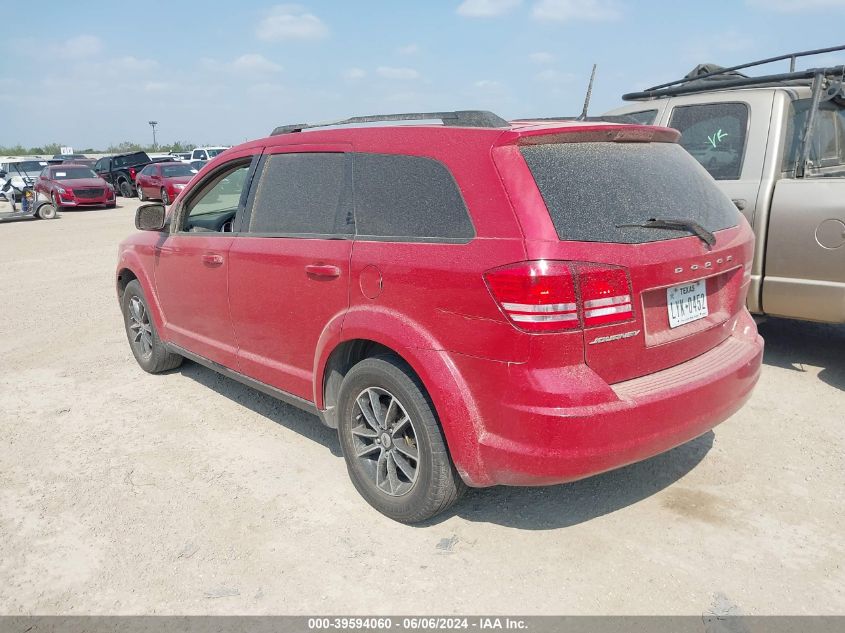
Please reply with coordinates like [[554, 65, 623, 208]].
[[113, 152, 150, 168], [520, 141, 739, 244], [207, 148, 226, 158], [162, 164, 196, 177]]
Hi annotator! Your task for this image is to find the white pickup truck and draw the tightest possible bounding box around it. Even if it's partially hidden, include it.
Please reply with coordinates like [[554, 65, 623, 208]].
[[607, 46, 845, 324]]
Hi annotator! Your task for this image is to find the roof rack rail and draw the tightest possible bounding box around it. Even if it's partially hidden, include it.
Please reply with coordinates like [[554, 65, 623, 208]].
[[623, 43, 845, 101], [512, 115, 649, 124], [270, 110, 509, 135]]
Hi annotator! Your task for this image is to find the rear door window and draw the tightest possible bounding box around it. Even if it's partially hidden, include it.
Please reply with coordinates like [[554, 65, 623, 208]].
[[520, 141, 739, 244], [668, 103, 749, 180], [352, 153, 474, 242], [247, 153, 351, 236]]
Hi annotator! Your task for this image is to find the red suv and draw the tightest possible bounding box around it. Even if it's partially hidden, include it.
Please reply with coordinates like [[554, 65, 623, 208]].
[[116, 110, 763, 523]]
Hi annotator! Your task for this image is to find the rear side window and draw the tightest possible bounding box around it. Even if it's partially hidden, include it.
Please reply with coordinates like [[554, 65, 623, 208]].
[[352, 154, 474, 241], [669, 103, 749, 180], [520, 142, 739, 244], [248, 153, 351, 235]]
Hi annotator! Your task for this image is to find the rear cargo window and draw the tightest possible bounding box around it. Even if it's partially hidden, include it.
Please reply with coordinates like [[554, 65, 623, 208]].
[[352, 153, 474, 241], [520, 141, 739, 244]]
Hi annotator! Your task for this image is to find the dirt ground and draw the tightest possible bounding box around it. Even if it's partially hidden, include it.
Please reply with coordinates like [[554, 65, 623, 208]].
[[0, 200, 843, 616]]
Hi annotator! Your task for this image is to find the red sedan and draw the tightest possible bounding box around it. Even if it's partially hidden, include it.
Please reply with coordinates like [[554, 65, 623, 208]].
[[136, 161, 198, 205], [35, 164, 116, 209]]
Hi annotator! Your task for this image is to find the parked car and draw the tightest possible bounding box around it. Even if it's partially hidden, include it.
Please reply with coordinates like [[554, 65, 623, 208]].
[[190, 146, 229, 161], [117, 110, 763, 523], [94, 151, 152, 197], [136, 161, 198, 205], [188, 159, 207, 172], [0, 158, 48, 202], [606, 46, 845, 324], [35, 163, 116, 209]]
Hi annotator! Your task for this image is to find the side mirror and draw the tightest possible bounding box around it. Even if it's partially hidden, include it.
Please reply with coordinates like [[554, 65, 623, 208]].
[[0, 171, 6, 179], [135, 203, 167, 231]]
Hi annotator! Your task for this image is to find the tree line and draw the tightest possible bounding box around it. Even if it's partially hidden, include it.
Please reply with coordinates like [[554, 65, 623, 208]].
[[0, 140, 199, 156]]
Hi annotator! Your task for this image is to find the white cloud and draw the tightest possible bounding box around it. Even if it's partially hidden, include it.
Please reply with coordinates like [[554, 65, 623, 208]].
[[534, 69, 577, 83], [747, 0, 845, 10], [256, 4, 329, 41], [473, 79, 503, 89], [110, 56, 159, 73], [532, 0, 620, 22], [529, 51, 555, 64], [200, 55, 282, 76], [229, 54, 283, 74], [457, 0, 522, 17], [397, 43, 420, 55], [56, 35, 103, 59], [343, 67, 367, 81], [376, 66, 421, 80]]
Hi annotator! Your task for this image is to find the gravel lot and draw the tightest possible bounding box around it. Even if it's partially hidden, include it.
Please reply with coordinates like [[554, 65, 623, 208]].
[[1, 200, 843, 615]]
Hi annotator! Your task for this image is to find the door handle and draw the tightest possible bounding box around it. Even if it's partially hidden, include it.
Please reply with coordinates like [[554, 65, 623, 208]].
[[305, 264, 341, 279], [202, 253, 225, 267]]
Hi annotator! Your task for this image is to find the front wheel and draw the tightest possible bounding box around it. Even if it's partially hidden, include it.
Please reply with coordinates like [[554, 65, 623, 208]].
[[121, 280, 182, 373], [337, 355, 465, 523], [36, 202, 57, 219], [137, 184, 146, 201]]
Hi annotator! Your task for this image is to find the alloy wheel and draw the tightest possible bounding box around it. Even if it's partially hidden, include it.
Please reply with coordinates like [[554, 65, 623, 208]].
[[350, 387, 419, 497], [127, 296, 153, 359]]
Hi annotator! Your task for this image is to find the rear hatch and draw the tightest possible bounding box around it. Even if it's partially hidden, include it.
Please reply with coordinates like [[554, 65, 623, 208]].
[[495, 126, 753, 384]]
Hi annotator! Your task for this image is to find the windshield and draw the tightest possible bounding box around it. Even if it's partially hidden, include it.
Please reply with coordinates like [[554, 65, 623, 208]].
[[52, 167, 98, 180], [207, 149, 226, 158], [162, 164, 196, 177], [520, 141, 739, 244]]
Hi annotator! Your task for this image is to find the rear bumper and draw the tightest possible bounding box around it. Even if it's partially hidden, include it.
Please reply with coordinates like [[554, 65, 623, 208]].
[[447, 312, 763, 487]]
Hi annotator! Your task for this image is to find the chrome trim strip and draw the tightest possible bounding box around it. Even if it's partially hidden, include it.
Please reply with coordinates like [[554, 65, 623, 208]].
[[585, 304, 632, 318], [583, 294, 631, 309], [511, 313, 579, 323], [502, 301, 577, 313]]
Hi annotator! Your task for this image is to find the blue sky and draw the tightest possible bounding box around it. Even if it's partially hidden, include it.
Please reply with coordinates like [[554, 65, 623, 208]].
[[3, 0, 845, 149]]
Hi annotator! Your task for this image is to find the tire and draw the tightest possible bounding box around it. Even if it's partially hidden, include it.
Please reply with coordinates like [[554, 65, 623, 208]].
[[121, 280, 182, 374], [161, 188, 170, 206], [119, 179, 134, 198], [336, 354, 466, 523], [51, 192, 61, 209], [37, 203, 57, 220], [137, 184, 146, 201]]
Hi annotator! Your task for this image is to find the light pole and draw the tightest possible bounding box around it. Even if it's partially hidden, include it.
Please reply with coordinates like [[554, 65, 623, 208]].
[[148, 120, 158, 150]]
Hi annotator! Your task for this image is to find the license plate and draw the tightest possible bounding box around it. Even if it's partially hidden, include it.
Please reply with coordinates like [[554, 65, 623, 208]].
[[667, 279, 708, 328]]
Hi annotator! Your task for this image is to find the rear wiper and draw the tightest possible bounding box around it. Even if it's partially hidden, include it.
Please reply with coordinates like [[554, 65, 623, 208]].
[[616, 217, 716, 247]]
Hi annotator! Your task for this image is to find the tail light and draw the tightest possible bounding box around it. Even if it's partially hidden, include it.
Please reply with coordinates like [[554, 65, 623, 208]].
[[484, 261, 634, 333], [128, 167, 136, 180]]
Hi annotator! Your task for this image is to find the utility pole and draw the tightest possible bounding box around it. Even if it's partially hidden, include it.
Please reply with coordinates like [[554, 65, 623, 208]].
[[148, 120, 158, 150]]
